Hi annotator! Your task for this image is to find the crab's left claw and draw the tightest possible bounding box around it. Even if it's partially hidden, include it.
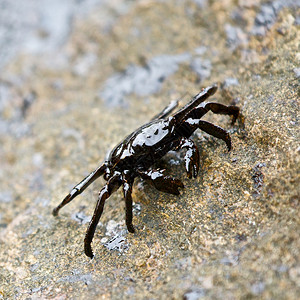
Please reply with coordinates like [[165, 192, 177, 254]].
[[139, 169, 184, 195]]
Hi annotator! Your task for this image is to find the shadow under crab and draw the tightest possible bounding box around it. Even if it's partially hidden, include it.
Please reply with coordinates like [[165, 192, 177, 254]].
[[53, 84, 240, 258]]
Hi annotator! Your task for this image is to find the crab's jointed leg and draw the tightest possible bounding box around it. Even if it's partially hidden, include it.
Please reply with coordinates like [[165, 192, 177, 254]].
[[84, 173, 122, 258], [122, 171, 135, 233], [53, 164, 107, 216], [204, 102, 239, 125], [182, 102, 239, 151], [197, 120, 232, 151], [174, 84, 218, 123], [151, 99, 179, 121]]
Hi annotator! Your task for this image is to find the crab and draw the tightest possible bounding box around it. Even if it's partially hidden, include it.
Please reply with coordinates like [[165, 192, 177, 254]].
[[53, 84, 240, 258]]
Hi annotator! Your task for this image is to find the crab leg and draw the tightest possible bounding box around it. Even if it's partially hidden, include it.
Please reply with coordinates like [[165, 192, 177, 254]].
[[53, 164, 106, 216], [122, 172, 135, 233], [174, 84, 217, 123], [204, 102, 239, 125], [182, 101, 239, 152], [151, 99, 179, 120], [197, 120, 232, 151], [84, 173, 122, 258]]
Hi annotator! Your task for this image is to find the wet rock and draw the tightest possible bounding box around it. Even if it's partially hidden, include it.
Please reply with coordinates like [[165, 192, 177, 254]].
[[190, 58, 212, 82], [252, 3, 277, 36], [222, 77, 239, 88], [0, 191, 13, 203], [192, 0, 208, 8], [225, 24, 248, 50], [73, 53, 98, 77], [20, 91, 36, 118], [252, 162, 266, 198], [72, 210, 91, 225], [251, 281, 265, 296], [293, 68, 300, 78], [100, 53, 191, 107], [0, 0, 299, 299], [104, 235, 128, 252], [184, 288, 206, 300], [252, 0, 300, 36], [0, 0, 109, 70]]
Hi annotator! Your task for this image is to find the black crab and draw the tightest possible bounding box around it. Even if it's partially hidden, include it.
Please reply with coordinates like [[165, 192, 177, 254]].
[[53, 84, 240, 258]]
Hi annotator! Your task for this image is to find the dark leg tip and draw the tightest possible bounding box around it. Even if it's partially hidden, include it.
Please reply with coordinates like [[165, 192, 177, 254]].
[[187, 167, 198, 179], [173, 189, 180, 196], [192, 165, 198, 178], [176, 179, 184, 188], [227, 143, 232, 152], [84, 243, 94, 259], [226, 137, 232, 152], [127, 223, 135, 233], [52, 207, 59, 216]]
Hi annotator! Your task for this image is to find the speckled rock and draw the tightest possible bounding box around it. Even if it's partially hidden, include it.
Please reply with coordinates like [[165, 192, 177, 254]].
[[0, 0, 299, 299]]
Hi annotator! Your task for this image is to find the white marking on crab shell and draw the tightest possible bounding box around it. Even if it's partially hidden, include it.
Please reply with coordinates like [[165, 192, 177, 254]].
[[76, 177, 91, 190], [146, 170, 163, 180], [185, 148, 193, 171], [120, 146, 134, 159], [123, 182, 130, 193], [70, 188, 79, 197], [115, 146, 122, 157], [132, 121, 170, 147], [186, 118, 201, 125], [74, 167, 101, 191], [180, 138, 193, 148]]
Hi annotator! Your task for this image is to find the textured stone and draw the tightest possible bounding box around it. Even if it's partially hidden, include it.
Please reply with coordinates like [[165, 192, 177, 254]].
[[0, 0, 299, 299]]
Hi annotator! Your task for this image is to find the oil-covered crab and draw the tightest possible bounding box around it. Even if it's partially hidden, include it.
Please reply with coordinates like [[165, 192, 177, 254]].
[[53, 84, 239, 258]]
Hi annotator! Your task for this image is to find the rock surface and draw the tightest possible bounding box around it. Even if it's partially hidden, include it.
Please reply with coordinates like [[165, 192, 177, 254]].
[[0, 0, 299, 299]]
